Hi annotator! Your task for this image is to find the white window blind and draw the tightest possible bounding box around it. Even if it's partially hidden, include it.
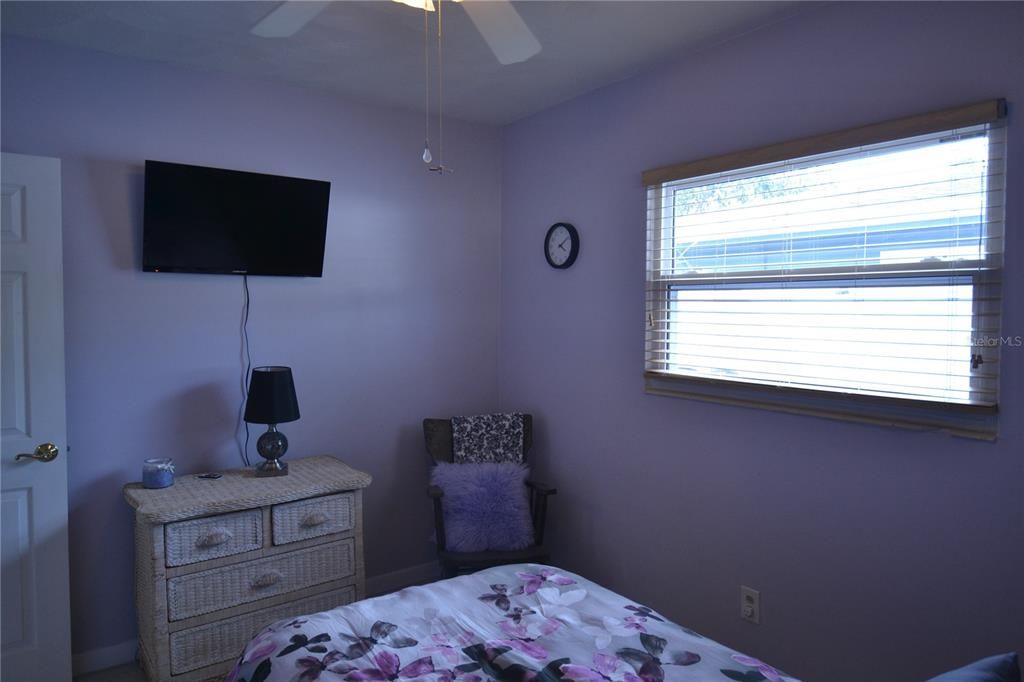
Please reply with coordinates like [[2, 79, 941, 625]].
[[644, 101, 1007, 437]]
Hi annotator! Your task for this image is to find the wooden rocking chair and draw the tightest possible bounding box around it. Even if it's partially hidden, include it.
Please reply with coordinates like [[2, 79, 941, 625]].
[[423, 414, 557, 578]]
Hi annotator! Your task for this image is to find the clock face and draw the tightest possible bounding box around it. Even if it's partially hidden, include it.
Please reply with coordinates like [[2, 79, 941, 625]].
[[544, 222, 579, 269]]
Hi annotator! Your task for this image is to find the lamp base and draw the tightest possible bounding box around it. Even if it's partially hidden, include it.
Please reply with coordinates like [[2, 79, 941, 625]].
[[256, 459, 289, 477], [255, 425, 289, 477]]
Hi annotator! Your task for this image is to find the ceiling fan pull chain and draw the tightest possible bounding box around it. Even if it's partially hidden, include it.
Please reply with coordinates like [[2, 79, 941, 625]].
[[437, 0, 444, 170], [423, 0, 432, 165]]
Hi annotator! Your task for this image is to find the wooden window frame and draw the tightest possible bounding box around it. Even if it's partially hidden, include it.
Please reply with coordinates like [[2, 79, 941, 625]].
[[642, 99, 1008, 440]]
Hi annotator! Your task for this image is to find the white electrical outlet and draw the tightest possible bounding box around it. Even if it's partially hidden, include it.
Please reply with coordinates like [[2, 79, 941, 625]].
[[740, 585, 760, 624]]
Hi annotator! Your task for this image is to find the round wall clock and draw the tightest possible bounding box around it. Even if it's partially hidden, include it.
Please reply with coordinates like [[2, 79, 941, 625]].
[[544, 222, 580, 269]]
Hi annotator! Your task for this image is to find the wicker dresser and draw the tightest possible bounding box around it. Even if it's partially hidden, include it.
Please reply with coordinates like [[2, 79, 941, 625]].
[[123, 455, 372, 682]]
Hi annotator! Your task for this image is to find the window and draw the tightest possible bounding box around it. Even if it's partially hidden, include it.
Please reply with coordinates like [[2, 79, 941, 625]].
[[644, 100, 1007, 438]]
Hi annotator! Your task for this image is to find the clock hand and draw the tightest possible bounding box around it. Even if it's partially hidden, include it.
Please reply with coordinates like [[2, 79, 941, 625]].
[[558, 243, 567, 251]]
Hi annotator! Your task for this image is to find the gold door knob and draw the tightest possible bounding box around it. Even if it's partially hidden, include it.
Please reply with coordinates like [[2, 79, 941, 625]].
[[15, 443, 59, 463]]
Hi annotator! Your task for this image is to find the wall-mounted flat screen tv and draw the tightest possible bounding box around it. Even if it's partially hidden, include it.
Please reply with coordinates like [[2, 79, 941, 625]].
[[143, 160, 330, 277]]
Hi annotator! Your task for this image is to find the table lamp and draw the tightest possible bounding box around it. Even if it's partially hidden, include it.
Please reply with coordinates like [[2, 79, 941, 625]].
[[244, 366, 300, 477]]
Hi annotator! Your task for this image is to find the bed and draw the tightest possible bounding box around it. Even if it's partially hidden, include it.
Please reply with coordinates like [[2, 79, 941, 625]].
[[227, 563, 797, 682]]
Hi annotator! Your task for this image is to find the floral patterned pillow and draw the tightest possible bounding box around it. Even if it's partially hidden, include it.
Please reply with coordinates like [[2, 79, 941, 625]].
[[452, 413, 524, 463]]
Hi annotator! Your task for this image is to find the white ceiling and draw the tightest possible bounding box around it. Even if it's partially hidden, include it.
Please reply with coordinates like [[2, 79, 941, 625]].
[[1, 1, 796, 125]]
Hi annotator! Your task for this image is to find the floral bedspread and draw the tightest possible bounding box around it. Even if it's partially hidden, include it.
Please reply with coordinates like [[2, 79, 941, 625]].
[[227, 564, 797, 682]]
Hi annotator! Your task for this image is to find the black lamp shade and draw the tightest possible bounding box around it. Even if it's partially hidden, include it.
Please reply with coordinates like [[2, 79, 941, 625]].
[[244, 366, 300, 425]]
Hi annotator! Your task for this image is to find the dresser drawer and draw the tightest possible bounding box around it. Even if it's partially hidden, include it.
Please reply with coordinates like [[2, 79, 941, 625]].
[[272, 492, 354, 545], [167, 538, 354, 621], [169, 584, 356, 674], [164, 509, 263, 567]]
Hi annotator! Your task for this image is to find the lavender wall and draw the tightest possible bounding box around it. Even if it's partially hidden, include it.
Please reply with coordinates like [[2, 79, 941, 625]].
[[499, 3, 1023, 680], [1, 37, 502, 656]]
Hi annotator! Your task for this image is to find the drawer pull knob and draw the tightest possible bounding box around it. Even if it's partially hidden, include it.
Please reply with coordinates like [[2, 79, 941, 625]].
[[250, 571, 284, 589], [195, 529, 233, 548], [300, 512, 330, 528]]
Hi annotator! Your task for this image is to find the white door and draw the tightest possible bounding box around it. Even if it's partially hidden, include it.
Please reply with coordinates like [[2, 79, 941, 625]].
[[1, 152, 71, 681]]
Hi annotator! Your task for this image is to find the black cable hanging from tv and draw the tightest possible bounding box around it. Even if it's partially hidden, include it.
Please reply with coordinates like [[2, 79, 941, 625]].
[[236, 275, 253, 467]]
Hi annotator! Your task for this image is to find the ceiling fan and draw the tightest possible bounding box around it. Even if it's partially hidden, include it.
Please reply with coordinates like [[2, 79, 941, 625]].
[[250, 0, 541, 65]]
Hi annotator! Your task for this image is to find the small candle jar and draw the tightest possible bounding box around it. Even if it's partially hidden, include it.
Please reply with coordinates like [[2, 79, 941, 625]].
[[142, 458, 175, 489]]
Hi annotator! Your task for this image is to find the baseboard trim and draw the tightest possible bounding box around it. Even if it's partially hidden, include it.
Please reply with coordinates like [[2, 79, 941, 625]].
[[72, 638, 137, 677], [366, 561, 442, 597], [72, 563, 441, 677]]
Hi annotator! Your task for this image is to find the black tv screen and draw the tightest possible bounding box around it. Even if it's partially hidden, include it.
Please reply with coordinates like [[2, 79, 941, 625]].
[[143, 160, 330, 277]]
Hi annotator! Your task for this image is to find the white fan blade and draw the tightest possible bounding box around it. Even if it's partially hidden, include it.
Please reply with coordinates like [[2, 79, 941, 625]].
[[461, 0, 540, 65], [251, 1, 331, 38]]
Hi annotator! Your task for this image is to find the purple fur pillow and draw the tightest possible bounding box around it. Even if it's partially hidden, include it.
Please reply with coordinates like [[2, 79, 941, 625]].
[[430, 462, 534, 553]]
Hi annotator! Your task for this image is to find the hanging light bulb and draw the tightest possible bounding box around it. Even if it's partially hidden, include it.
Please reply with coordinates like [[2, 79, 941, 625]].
[[394, 0, 434, 10], [422, 142, 433, 164]]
